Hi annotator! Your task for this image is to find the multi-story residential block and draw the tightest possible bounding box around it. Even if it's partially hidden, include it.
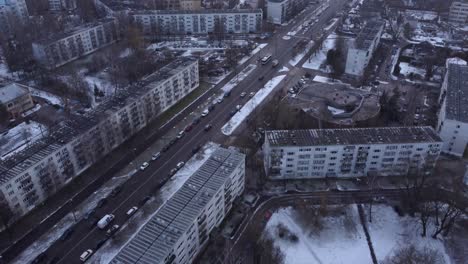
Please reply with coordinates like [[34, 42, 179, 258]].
[[111, 145, 245, 264], [0, 0, 29, 34], [436, 58, 468, 157], [263, 127, 442, 179], [48, 0, 77, 11], [266, 0, 306, 25], [132, 9, 263, 36], [0, 58, 199, 220], [0, 83, 34, 118], [449, 1, 468, 25], [345, 20, 384, 76], [180, 0, 201, 10], [32, 18, 118, 69]]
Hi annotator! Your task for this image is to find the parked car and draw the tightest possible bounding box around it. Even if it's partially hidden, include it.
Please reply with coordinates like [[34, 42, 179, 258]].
[[97, 214, 115, 229], [192, 145, 201, 154], [201, 109, 209, 117], [204, 124, 212, 131], [177, 131, 185, 139], [151, 152, 161, 161], [106, 224, 120, 237], [139, 196, 151, 206], [60, 226, 74, 241], [224, 91, 231, 97], [169, 168, 178, 176], [229, 110, 237, 116], [176, 162, 185, 169], [140, 162, 149, 171], [208, 104, 215, 111], [184, 124, 193, 132], [240, 92, 247, 98], [216, 98, 223, 104], [236, 105, 242, 111], [80, 249, 93, 262], [110, 186, 122, 197], [126, 206, 138, 216], [97, 198, 107, 208], [95, 238, 107, 250], [84, 209, 95, 220], [249, 92, 255, 97], [192, 117, 201, 125], [258, 76, 264, 81]]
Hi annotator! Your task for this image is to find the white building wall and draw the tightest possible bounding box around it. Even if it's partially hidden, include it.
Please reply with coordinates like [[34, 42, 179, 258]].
[[267, 0, 287, 25], [345, 48, 369, 76], [449, 1, 468, 25]]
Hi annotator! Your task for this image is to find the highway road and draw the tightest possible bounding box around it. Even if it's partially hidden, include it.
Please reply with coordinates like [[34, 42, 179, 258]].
[[15, 0, 347, 263]]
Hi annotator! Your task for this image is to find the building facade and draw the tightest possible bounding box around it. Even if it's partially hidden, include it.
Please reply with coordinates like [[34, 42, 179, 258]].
[[266, 0, 306, 25], [0, 83, 34, 118], [48, 0, 77, 11], [263, 127, 442, 179], [345, 20, 384, 76], [0, 58, 199, 220], [0, 0, 29, 34], [449, 1, 468, 25], [180, 0, 201, 10], [132, 9, 263, 36], [436, 58, 468, 157], [32, 18, 118, 69], [111, 146, 245, 264]]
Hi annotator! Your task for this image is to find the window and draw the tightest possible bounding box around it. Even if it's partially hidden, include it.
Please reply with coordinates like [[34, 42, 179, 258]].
[[298, 154, 311, 159], [286, 164, 293, 167], [374, 149, 381, 152], [287, 152, 294, 155]]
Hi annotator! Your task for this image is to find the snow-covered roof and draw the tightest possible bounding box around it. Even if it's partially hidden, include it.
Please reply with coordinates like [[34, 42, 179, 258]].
[[444, 59, 468, 123], [354, 20, 385, 50], [0, 83, 30, 104], [110, 146, 244, 264], [133, 8, 262, 15], [265, 127, 442, 147]]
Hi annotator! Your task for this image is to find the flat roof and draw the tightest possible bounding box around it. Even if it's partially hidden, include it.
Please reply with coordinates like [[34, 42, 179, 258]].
[[265, 127, 442, 147], [445, 62, 468, 123], [111, 146, 244, 264], [0, 83, 29, 104], [354, 20, 384, 50], [133, 8, 262, 15]]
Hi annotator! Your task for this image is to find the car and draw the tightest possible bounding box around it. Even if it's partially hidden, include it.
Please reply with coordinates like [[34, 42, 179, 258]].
[[208, 104, 215, 111], [97, 198, 107, 208], [161, 145, 170, 152], [184, 124, 193, 132], [126, 206, 138, 216], [236, 104, 242, 111], [176, 162, 185, 169], [139, 196, 151, 206], [106, 224, 120, 237], [169, 168, 178, 176], [87, 217, 99, 229], [95, 238, 108, 249], [110, 186, 122, 197], [204, 124, 212, 131], [201, 109, 209, 117], [192, 145, 201, 154], [216, 98, 223, 104], [61, 227, 74, 241], [140, 162, 149, 171], [84, 209, 95, 220], [258, 76, 264, 81], [80, 249, 93, 262], [192, 117, 201, 125], [32, 252, 47, 264], [151, 152, 161, 161], [224, 91, 231, 97], [176, 131, 185, 139], [169, 138, 177, 145], [240, 92, 247, 98], [249, 92, 255, 97]]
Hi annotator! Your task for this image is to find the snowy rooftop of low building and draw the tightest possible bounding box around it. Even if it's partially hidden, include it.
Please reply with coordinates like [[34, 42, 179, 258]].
[[444, 61, 468, 123], [110, 146, 244, 264], [354, 20, 385, 50], [133, 8, 262, 15], [265, 127, 442, 147], [0, 83, 29, 104]]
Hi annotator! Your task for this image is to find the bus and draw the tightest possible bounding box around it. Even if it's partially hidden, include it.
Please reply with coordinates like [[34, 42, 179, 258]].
[[261, 54, 272, 65]]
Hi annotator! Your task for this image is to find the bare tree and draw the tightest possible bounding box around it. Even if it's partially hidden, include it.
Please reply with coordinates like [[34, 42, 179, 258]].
[[431, 201, 462, 239], [256, 236, 284, 264], [382, 244, 444, 264]]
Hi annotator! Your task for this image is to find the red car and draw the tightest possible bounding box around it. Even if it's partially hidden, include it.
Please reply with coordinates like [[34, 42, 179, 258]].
[[185, 124, 193, 132]]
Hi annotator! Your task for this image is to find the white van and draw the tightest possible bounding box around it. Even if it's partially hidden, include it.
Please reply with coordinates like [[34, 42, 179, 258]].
[[80, 249, 93, 262], [97, 214, 115, 229]]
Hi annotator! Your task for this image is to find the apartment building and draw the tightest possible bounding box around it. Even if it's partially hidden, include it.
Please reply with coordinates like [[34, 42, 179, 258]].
[[132, 9, 263, 36], [180, 0, 201, 10], [345, 20, 384, 76], [48, 0, 77, 11], [263, 127, 442, 179], [0, 0, 28, 34], [436, 58, 468, 157], [32, 18, 118, 69], [0, 83, 34, 118], [266, 0, 306, 25], [111, 146, 245, 264], [0, 58, 199, 220], [449, 1, 468, 25]]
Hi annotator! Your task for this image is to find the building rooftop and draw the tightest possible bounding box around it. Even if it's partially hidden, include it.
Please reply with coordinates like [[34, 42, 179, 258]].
[[132, 8, 262, 15], [0, 83, 29, 104], [265, 127, 442, 147], [110, 146, 244, 264], [97, 0, 147, 12], [0, 57, 197, 185], [445, 62, 468, 123], [34, 17, 116, 46], [354, 20, 385, 50]]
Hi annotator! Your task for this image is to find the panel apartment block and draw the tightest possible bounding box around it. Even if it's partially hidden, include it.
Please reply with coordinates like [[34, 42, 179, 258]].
[[263, 127, 442, 179], [0, 58, 199, 220], [32, 18, 118, 69], [345, 20, 384, 76], [449, 1, 468, 25], [132, 9, 263, 36], [111, 146, 245, 264], [0, 0, 28, 34], [436, 58, 468, 157]]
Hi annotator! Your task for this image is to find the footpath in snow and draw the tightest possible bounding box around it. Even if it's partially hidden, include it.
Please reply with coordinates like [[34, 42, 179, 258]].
[[222, 75, 286, 136]]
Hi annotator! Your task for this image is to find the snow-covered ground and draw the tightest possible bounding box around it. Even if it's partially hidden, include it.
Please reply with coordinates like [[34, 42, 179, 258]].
[[90, 143, 218, 263], [12, 172, 134, 264], [289, 41, 314, 67], [264, 206, 371, 264], [324, 18, 339, 31], [222, 74, 286, 135], [303, 34, 337, 71], [84, 74, 115, 98], [279, 66, 290, 73], [398, 62, 426, 78], [312, 75, 343, 84], [327, 106, 345, 115], [29, 87, 64, 106], [221, 64, 257, 93], [368, 205, 451, 264], [238, 43, 268, 65], [0, 121, 47, 160]]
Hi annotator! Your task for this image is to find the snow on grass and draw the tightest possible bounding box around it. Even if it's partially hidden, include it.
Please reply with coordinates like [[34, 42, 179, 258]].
[[289, 41, 314, 67], [368, 205, 451, 264], [324, 18, 339, 31], [222, 75, 286, 135], [398, 62, 426, 78], [328, 106, 345, 115], [303, 35, 337, 71], [11, 174, 132, 264], [0, 121, 46, 160], [221, 64, 257, 93], [84, 74, 115, 97], [90, 143, 218, 264], [264, 206, 371, 264], [29, 87, 64, 106], [279, 66, 290, 73], [312, 75, 343, 84]]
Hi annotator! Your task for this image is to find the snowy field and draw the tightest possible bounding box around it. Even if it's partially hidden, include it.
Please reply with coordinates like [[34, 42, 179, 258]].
[[302, 35, 337, 71], [0, 121, 46, 159], [289, 41, 314, 67], [89, 143, 218, 263], [398, 62, 426, 78], [264, 206, 371, 264], [29, 87, 64, 106], [222, 75, 286, 135]]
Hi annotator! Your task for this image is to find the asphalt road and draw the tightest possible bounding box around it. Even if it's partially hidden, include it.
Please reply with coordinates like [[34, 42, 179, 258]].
[[16, 1, 347, 263]]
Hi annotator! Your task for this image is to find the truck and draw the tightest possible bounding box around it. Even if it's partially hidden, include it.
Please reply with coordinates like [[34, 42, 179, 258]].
[[272, 59, 279, 67], [97, 214, 115, 229]]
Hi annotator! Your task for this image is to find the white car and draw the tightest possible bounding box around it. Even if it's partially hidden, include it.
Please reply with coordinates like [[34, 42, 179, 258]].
[[240, 92, 247, 98], [249, 92, 255, 97], [151, 152, 161, 161], [176, 162, 185, 169], [236, 104, 242, 111], [126, 206, 138, 216], [217, 98, 223, 104], [201, 109, 209, 117], [177, 131, 185, 139], [80, 249, 93, 262], [140, 162, 149, 171]]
